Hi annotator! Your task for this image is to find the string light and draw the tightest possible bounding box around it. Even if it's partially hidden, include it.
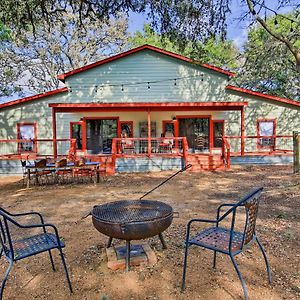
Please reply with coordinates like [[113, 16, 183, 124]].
[[69, 74, 207, 93]]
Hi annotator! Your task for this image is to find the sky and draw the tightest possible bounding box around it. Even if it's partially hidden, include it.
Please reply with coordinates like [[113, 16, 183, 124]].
[[127, 0, 295, 49]]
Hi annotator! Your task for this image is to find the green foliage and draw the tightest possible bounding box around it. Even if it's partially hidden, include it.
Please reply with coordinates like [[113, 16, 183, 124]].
[[0, 22, 10, 42], [129, 24, 239, 70], [235, 11, 300, 100]]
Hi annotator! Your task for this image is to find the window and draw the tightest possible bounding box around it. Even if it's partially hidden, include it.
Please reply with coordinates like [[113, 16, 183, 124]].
[[257, 119, 276, 149], [120, 121, 133, 138], [178, 117, 210, 152], [70, 122, 82, 150], [213, 120, 224, 148], [17, 123, 37, 153], [162, 121, 175, 136], [86, 118, 118, 154]]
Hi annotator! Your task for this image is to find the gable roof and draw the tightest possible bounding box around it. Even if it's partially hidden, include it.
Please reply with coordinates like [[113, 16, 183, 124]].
[[57, 44, 235, 81], [0, 87, 68, 110], [226, 85, 300, 108]]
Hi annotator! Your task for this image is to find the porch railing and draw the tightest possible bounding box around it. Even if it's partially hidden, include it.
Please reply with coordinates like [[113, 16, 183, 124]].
[[224, 135, 293, 156], [111, 137, 189, 167], [0, 139, 76, 160]]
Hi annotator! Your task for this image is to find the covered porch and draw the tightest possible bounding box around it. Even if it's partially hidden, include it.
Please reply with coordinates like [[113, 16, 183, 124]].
[[49, 101, 247, 172]]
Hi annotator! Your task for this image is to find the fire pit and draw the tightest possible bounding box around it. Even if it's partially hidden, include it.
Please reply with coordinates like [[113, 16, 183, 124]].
[[86, 164, 192, 271], [91, 199, 173, 271]]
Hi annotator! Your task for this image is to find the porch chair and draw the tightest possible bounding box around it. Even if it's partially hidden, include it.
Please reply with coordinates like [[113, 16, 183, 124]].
[[28, 159, 54, 186], [181, 187, 271, 300], [55, 158, 73, 184], [158, 131, 174, 153], [73, 157, 96, 183], [0, 207, 72, 299]]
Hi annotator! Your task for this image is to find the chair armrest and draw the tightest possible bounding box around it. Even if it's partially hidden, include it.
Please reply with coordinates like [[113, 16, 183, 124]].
[[187, 218, 217, 228], [216, 203, 245, 223]]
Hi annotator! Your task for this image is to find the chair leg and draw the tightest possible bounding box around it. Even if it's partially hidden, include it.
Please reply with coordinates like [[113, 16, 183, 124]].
[[230, 255, 248, 300], [181, 242, 190, 292], [0, 259, 13, 300], [213, 251, 217, 268], [48, 250, 56, 271], [58, 248, 73, 293], [256, 237, 272, 284]]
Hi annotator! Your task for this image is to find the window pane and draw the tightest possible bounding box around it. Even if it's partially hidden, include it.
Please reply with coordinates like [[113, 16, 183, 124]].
[[19, 124, 35, 152], [71, 124, 82, 150], [213, 122, 223, 148], [259, 122, 274, 136]]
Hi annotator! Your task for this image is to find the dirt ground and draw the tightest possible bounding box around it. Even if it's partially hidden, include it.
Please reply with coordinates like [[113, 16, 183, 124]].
[[0, 165, 300, 300]]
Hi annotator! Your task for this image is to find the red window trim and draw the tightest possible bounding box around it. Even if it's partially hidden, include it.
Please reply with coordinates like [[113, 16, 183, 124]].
[[120, 121, 134, 137], [82, 116, 120, 153], [212, 120, 224, 149], [256, 118, 276, 150], [162, 120, 175, 135], [70, 121, 83, 150], [17, 122, 38, 153]]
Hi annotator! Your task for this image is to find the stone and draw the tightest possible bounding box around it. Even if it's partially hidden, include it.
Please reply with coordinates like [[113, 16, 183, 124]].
[[106, 243, 157, 270]]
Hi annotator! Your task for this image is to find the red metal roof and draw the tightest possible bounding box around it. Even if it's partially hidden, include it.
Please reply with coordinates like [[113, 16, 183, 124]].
[[0, 87, 68, 110], [57, 44, 235, 81], [226, 85, 300, 108]]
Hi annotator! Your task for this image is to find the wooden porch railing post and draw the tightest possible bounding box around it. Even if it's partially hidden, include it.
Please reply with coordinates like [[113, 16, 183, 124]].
[[241, 108, 245, 156], [111, 138, 117, 174], [52, 108, 57, 159], [147, 109, 151, 157], [182, 137, 189, 167], [293, 131, 299, 173]]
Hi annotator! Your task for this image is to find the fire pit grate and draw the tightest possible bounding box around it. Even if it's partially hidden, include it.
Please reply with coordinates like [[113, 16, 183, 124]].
[[92, 200, 172, 223]]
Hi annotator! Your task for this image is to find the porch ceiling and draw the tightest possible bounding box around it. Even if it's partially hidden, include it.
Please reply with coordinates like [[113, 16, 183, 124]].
[[49, 102, 247, 112]]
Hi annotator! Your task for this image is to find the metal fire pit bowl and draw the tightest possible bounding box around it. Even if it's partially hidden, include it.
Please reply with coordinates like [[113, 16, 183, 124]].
[[92, 199, 173, 240], [91, 199, 173, 271]]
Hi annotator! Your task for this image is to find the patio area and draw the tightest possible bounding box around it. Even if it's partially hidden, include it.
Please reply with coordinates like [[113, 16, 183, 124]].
[[0, 165, 299, 300]]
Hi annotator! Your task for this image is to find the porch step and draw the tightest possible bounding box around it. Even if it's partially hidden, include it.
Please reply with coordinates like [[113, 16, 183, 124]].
[[186, 154, 225, 171]]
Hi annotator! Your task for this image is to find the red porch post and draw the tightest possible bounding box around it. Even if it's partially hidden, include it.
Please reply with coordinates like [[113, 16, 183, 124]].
[[241, 107, 245, 156], [147, 109, 151, 156], [209, 117, 213, 154], [52, 108, 57, 159]]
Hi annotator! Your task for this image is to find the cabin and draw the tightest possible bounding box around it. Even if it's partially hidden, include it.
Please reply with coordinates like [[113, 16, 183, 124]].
[[0, 44, 299, 175]]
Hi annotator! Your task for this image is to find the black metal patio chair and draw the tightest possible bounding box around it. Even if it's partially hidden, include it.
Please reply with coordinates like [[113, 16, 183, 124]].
[[181, 187, 271, 300], [0, 207, 73, 299]]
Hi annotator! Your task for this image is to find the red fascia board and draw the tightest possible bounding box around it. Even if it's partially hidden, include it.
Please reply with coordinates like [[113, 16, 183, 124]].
[[49, 102, 247, 112], [226, 85, 300, 108], [57, 44, 235, 81], [0, 87, 68, 110]]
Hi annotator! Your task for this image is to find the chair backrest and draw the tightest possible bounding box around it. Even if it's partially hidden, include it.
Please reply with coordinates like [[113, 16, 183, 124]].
[[237, 187, 263, 247], [55, 158, 68, 168], [0, 208, 15, 258], [35, 159, 47, 168]]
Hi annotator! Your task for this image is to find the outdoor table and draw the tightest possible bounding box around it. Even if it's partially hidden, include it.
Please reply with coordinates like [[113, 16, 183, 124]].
[[25, 161, 100, 188]]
